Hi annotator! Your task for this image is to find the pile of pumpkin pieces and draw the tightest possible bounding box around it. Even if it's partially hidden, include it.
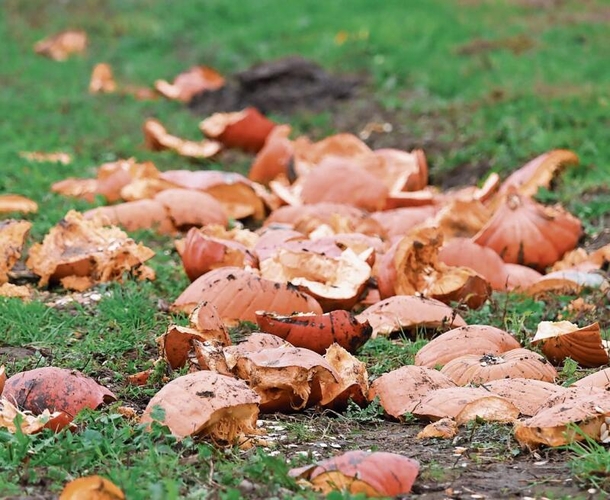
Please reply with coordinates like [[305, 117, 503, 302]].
[[1, 40, 610, 496]]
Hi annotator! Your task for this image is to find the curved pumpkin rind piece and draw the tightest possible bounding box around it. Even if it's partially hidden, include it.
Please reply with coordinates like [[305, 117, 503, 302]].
[[293, 450, 420, 497], [414, 325, 521, 369], [514, 390, 610, 449], [532, 321, 608, 367], [412, 387, 518, 422], [60, 475, 125, 500], [356, 295, 466, 338], [480, 378, 565, 417], [171, 267, 323, 320], [440, 348, 557, 386], [141, 371, 260, 442], [473, 191, 582, 271], [369, 365, 456, 419], [2, 367, 116, 421], [255, 310, 372, 354]]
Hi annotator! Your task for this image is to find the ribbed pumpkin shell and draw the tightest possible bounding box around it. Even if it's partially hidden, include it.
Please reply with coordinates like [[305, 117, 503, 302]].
[[3, 367, 116, 421], [356, 295, 466, 338], [440, 348, 557, 386], [473, 190, 582, 270], [290, 450, 419, 497], [481, 378, 566, 417], [514, 390, 610, 448], [369, 366, 456, 420], [230, 347, 339, 413], [255, 310, 372, 354], [412, 387, 519, 423], [532, 321, 608, 367], [439, 239, 509, 290], [171, 267, 323, 320], [415, 325, 521, 369], [573, 367, 610, 389], [141, 371, 260, 441]]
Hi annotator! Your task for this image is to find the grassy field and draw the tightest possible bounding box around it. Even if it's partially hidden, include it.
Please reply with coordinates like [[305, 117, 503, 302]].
[[1, 0, 609, 498]]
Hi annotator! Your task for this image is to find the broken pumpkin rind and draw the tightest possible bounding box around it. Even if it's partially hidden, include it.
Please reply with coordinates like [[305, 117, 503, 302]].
[[141, 371, 260, 442]]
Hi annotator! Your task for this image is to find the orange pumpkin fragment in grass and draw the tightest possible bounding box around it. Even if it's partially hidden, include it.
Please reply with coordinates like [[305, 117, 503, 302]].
[[504, 263, 543, 290], [481, 378, 565, 417], [0, 398, 69, 434], [299, 158, 389, 212], [531, 321, 608, 367], [0, 220, 31, 285], [260, 246, 371, 311], [60, 475, 125, 500], [356, 295, 466, 338], [141, 371, 260, 442], [3, 367, 116, 425], [514, 390, 610, 448], [200, 107, 276, 153], [255, 310, 372, 355], [439, 238, 509, 290], [89, 63, 117, 94], [228, 347, 338, 413], [376, 227, 491, 309], [320, 344, 369, 411], [417, 418, 458, 440], [34, 30, 87, 61], [26, 211, 155, 289], [159, 170, 265, 220], [440, 348, 557, 386], [171, 267, 323, 320], [143, 118, 222, 159], [414, 325, 520, 369], [290, 450, 419, 496], [155, 65, 225, 102], [369, 366, 456, 420], [180, 227, 257, 281], [249, 125, 294, 184], [473, 189, 582, 270], [499, 149, 579, 198], [412, 387, 519, 423], [0, 195, 38, 214]]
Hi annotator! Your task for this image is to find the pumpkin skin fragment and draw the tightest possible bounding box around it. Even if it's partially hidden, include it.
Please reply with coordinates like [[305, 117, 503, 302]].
[[440, 348, 557, 386], [514, 389, 610, 449], [171, 267, 323, 320], [412, 387, 519, 422], [249, 125, 293, 185], [320, 344, 369, 411], [369, 365, 456, 420], [480, 378, 565, 417], [154, 65, 224, 102], [2, 367, 116, 423], [0, 220, 31, 285], [356, 295, 466, 338], [255, 310, 372, 354], [141, 371, 260, 442], [60, 475, 125, 500], [199, 107, 276, 153], [532, 321, 608, 368], [415, 325, 521, 369], [229, 347, 339, 413], [473, 190, 582, 271], [290, 450, 419, 497]]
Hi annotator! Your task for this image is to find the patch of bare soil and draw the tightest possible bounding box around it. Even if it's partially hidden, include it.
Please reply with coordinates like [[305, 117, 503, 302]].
[[261, 412, 598, 499]]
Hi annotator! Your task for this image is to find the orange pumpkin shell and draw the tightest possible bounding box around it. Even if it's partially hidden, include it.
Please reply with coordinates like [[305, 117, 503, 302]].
[[199, 107, 276, 153], [171, 267, 323, 320], [291, 450, 419, 497], [60, 475, 125, 500], [369, 365, 456, 420], [531, 321, 608, 368], [248, 125, 293, 184], [3, 367, 116, 422], [481, 378, 565, 417], [414, 325, 521, 369], [320, 344, 369, 411], [255, 310, 372, 354], [440, 348, 557, 386], [473, 190, 582, 270], [356, 295, 466, 338]]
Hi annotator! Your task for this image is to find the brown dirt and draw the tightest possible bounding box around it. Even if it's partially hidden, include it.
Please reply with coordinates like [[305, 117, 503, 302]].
[[257, 412, 602, 499]]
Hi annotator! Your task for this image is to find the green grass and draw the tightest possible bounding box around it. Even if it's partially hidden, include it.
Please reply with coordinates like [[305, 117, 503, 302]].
[[1, 0, 609, 497]]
